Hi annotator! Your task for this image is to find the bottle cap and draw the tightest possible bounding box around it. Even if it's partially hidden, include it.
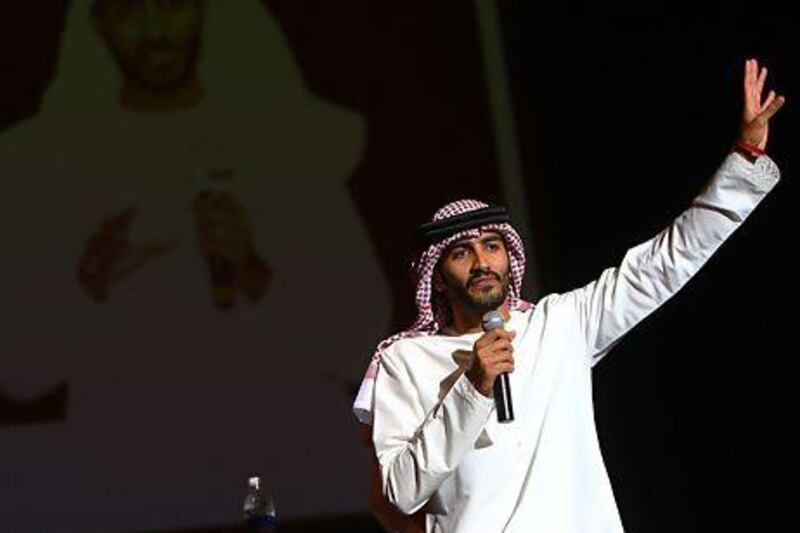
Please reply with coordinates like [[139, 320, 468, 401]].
[[248, 476, 260, 490]]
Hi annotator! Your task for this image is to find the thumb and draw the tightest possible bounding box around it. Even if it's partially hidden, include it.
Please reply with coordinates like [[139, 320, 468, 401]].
[[756, 94, 786, 124]]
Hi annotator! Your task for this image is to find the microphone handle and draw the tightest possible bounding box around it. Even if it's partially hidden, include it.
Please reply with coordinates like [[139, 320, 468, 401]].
[[493, 372, 514, 423], [208, 254, 235, 308]]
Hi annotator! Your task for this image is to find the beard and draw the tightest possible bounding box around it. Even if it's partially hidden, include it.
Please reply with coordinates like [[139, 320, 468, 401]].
[[108, 34, 202, 93], [448, 268, 510, 317]]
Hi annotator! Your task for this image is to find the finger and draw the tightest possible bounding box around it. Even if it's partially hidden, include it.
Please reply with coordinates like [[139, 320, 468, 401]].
[[194, 191, 215, 211], [494, 361, 515, 374], [101, 207, 136, 233], [475, 331, 498, 348], [490, 329, 515, 342], [756, 66, 767, 100], [485, 341, 514, 358], [476, 329, 507, 347], [743, 58, 751, 96], [486, 339, 513, 356], [478, 339, 513, 358], [743, 59, 756, 112], [483, 332, 515, 350], [748, 60, 761, 108], [477, 344, 511, 364], [756, 94, 785, 123], [210, 191, 245, 213], [488, 351, 514, 365], [750, 60, 761, 97], [119, 205, 137, 219], [481, 356, 514, 374], [142, 240, 178, 256], [761, 90, 776, 110]]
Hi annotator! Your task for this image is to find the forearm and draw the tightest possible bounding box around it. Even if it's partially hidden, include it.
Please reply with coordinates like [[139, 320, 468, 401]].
[[576, 151, 780, 358], [374, 373, 494, 515], [361, 425, 426, 532], [370, 491, 425, 532]]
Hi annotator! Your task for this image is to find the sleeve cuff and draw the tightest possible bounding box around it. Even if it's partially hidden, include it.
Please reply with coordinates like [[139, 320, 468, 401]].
[[452, 373, 496, 410], [729, 151, 781, 192]]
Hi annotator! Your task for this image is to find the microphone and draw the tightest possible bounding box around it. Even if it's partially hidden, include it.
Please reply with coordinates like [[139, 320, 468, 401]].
[[482, 310, 514, 423], [207, 253, 235, 309], [193, 189, 236, 309]]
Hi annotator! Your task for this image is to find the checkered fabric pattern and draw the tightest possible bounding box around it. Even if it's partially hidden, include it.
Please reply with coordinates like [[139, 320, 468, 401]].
[[353, 199, 532, 424]]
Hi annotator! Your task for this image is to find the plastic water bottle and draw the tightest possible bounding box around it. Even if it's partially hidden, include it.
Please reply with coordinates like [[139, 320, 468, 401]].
[[243, 476, 277, 532]]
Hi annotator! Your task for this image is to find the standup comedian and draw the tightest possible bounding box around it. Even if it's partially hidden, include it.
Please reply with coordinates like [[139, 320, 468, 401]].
[[353, 59, 785, 532]]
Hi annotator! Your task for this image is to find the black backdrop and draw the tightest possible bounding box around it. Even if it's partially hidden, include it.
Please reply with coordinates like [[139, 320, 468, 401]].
[[504, 3, 798, 531]]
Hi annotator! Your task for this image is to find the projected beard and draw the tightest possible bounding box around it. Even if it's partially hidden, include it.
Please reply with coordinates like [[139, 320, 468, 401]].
[[93, 0, 205, 92], [439, 263, 511, 318]]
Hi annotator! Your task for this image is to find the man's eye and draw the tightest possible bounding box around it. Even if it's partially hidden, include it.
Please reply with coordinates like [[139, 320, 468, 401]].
[[102, 0, 141, 17], [452, 249, 467, 259], [157, 0, 190, 10]]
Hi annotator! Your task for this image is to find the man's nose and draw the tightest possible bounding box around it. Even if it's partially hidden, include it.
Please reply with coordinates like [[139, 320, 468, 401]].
[[143, 0, 168, 39], [470, 249, 490, 272]]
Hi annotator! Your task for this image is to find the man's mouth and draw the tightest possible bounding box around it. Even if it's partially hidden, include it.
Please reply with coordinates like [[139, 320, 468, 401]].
[[468, 274, 499, 288]]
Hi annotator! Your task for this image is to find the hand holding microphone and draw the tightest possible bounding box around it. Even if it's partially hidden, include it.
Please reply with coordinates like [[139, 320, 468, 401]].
[[465, 310, 515, 423], [193, 191, 272, 308]]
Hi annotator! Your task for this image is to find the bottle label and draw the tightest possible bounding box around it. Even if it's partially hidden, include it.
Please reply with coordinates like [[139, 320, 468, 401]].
[[246, 514, 277, 527]]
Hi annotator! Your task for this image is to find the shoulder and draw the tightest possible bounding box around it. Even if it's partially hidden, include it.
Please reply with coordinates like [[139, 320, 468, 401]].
[[513, 293, 583, 331], [379, 332, 467, 378], [381, 334, 439, 365], [514, 293, 565, 317]]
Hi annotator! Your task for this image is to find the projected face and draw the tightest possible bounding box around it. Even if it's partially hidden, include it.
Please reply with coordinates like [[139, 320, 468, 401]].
[[92, 0, 204, 91]]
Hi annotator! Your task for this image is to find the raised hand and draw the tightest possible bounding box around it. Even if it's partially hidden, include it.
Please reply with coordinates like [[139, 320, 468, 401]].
[[739, 58, 786, 151], [77, 206, 176, 302]]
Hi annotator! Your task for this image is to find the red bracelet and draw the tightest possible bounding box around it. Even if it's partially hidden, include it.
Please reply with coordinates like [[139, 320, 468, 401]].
[[735, 140, 766, 156]]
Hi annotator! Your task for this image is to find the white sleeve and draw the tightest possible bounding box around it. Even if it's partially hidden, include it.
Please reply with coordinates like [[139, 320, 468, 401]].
[[560, 152, 780, 365], [371, 348, 495, 515]]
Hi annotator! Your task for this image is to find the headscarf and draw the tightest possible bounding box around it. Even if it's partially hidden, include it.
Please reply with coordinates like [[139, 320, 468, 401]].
[[353, 199, 532, 424]]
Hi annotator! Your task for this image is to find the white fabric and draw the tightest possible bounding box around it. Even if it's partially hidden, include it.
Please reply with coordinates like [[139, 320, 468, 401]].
[[371, 152, 780, 532]]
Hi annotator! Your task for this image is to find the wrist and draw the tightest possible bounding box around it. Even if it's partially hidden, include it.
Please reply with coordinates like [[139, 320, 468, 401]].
[[733, 139, 765, 163], [465, 370, 492, 397]]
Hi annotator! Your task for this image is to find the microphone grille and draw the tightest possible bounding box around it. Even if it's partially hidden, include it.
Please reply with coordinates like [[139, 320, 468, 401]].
[[482, 310, 505, 331]]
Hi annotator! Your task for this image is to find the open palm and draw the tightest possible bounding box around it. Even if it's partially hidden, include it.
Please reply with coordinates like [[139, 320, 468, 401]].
[[740, 58, 785, 150]]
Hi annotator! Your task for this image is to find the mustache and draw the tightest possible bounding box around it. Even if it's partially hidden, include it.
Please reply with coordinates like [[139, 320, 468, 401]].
[[139, 43, 181, 54], [467, 268, 501, 287], [137, 38, 184, 54]]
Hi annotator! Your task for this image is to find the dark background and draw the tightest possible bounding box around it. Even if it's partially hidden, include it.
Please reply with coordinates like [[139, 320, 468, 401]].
[[1, 1, 797, 531], [503, 3, 798, 532]]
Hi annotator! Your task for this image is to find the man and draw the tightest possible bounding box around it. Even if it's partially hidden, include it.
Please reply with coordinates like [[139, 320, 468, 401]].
[[79, 0, 264, 304], [354, 59, 785, 532]]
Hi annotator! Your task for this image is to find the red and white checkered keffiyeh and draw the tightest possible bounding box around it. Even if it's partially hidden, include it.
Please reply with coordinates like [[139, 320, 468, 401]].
[[353, 199, 532, 424]]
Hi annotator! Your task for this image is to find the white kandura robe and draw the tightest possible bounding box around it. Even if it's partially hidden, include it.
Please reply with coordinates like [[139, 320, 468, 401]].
[[371, 152, 780, 532]]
